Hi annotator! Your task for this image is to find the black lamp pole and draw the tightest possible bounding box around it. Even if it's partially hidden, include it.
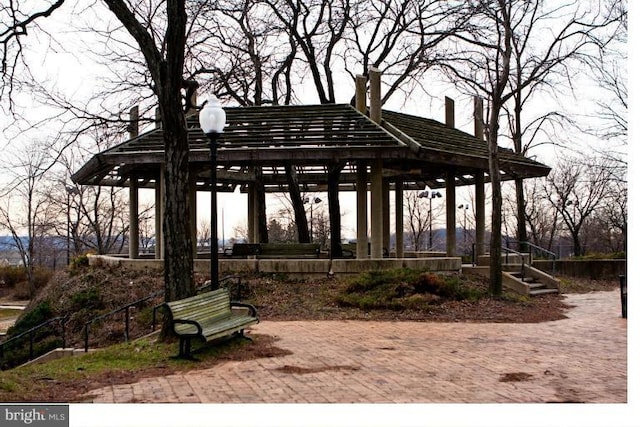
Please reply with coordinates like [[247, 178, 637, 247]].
[[200, 95, 226, 290], [208, 132, 220, 290]]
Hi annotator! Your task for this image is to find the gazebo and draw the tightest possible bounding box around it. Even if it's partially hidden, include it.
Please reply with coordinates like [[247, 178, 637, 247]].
[[72, 71, 550, 276]]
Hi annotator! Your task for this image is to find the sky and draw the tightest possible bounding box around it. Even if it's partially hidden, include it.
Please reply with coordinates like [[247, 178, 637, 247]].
[[1, 0, 627, 243]]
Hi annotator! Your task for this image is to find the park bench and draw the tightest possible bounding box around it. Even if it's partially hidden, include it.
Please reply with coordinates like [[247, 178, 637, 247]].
[[332, 243, 389, 258], [164, 288, 259, 358], [258, 243, 320, 258], [223, 243, 261, 258]]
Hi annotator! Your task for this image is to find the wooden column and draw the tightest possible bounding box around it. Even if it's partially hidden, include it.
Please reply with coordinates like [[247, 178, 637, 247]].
[[445, 97, 457, 257], [355, 75, 367, 113], [382, 180, 390, 255], [356, 162, 368, 259], [474, 96, 486, 260], [395, 179, 404, 258], [446, 170, 456, 257], [370, 159, 384, 259], [355, 74, 369, 259], [369, 68, 382, 124], [129, 175, 139, 259], [189, 174, 198, 258], [369, 68, 384, 259], [154, 167, 164, 259], [248, 183, 256, 244]]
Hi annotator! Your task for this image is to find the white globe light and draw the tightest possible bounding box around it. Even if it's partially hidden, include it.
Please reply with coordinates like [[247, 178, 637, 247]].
[[199, 96, 226, 134]]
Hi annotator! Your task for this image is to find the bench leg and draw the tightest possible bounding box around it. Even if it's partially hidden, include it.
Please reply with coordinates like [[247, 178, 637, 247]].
[[177, 337, 195, 359], [235, 329, 253, 342]]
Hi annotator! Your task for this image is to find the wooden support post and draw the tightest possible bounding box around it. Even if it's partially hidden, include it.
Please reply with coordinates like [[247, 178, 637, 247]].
[[155, 167, 164, 260], [382, 180, 390, 255], [248, 183, 256, 244], [356, 161, 368, 259], [445, 97, 455, 129], [446, 170, 456, 257], [395, 179, 404, 258], [370, 159, 384, 259], [369, 67, 382, 124], [355, 75, 367, 113], [155, 107, 161, 129], [189, 174, 198, 258], [129, 174, 139, 259]]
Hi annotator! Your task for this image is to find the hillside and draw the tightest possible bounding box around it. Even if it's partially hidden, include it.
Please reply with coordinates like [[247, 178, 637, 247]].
[[1, 263, 619, 369]]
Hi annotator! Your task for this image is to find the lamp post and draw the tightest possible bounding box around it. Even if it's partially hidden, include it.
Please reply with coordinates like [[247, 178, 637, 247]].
[[199, 96, 226, 290], [304, 196, 322, 242], [418, 190, 442, 250]]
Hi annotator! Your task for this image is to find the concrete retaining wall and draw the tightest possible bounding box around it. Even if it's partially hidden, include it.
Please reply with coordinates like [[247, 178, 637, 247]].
[[533, 259, 626, 280], [90, 255, 461, 278]]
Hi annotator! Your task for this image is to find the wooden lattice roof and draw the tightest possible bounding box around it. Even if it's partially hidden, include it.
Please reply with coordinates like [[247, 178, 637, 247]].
[[72, 103, 550, 192]]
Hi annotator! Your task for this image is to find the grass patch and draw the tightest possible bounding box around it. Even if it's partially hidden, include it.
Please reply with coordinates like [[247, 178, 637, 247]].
[[0, 334, 257, 402], [0, 308, 22, 321]]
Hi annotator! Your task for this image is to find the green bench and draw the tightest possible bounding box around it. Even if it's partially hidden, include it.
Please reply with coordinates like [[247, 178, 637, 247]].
[[258, 243, 321, 258], [164, 288, 259, 358], [223, 243, 261, 257]]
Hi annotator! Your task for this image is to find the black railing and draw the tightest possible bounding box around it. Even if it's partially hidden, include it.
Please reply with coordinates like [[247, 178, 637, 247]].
[[83, 292, 162, 352], [2, 274, 246, 361], [473, 241, 557, 277], [0, 316, 67, 365]]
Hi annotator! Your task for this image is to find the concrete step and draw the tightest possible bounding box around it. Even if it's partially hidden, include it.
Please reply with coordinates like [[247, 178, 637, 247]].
[[529, 288, 559, 296]]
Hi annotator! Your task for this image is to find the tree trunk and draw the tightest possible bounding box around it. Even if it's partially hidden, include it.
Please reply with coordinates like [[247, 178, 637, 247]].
[[487, 109, 503, 296], [285, 163, 310, 242], [328, 162, 344, 257], [515, 178, 528, 252], [161, 107, 194, 303], [255, 168, 269, 243]]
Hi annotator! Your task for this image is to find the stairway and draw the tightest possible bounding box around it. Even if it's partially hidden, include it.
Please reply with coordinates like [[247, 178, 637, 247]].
[[470, 252, 560, 297], [502, 264, 559, 296]]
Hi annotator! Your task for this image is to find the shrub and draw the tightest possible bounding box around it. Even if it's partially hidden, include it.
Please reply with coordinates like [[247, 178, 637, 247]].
[[69, 254, 90, 274], [7, 301, 54, 336], [344, 268, 423, 293], [336, 269, 486, 310], [70, 288, 103, 311], [0, 266, 27, 288]]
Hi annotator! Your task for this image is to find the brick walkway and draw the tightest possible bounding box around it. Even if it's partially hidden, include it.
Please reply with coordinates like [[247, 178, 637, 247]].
[[85, 291, 626, 403]]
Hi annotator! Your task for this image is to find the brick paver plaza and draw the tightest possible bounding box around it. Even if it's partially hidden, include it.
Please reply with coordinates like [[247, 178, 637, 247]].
[[86, 291, 627, 404]]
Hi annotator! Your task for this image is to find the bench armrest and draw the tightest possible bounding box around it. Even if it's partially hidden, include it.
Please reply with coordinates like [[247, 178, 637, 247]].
[[172, 319, 203, 336], [231, 301, 258, 319]]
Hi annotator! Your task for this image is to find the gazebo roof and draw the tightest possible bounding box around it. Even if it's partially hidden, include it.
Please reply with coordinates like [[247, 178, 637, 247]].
[[72, 103, 550, 192]]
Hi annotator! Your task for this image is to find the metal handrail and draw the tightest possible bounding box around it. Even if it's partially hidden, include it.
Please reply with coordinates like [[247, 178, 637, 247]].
[[0, 316, 67, 364], [473, 241, 557, 277], [501, 246, 526, 279], [83, 292, 162, 352], [517, 241, 557, 277]]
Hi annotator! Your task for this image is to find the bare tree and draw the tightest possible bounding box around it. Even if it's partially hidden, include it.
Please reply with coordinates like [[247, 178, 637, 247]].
[[544, 155, 613, 256], [0, 144, 53, 297], [440, 0, 619, 293], [504, 0, 624, 251], [521, 178, 560, 252], [404, 191, 444, 252]]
